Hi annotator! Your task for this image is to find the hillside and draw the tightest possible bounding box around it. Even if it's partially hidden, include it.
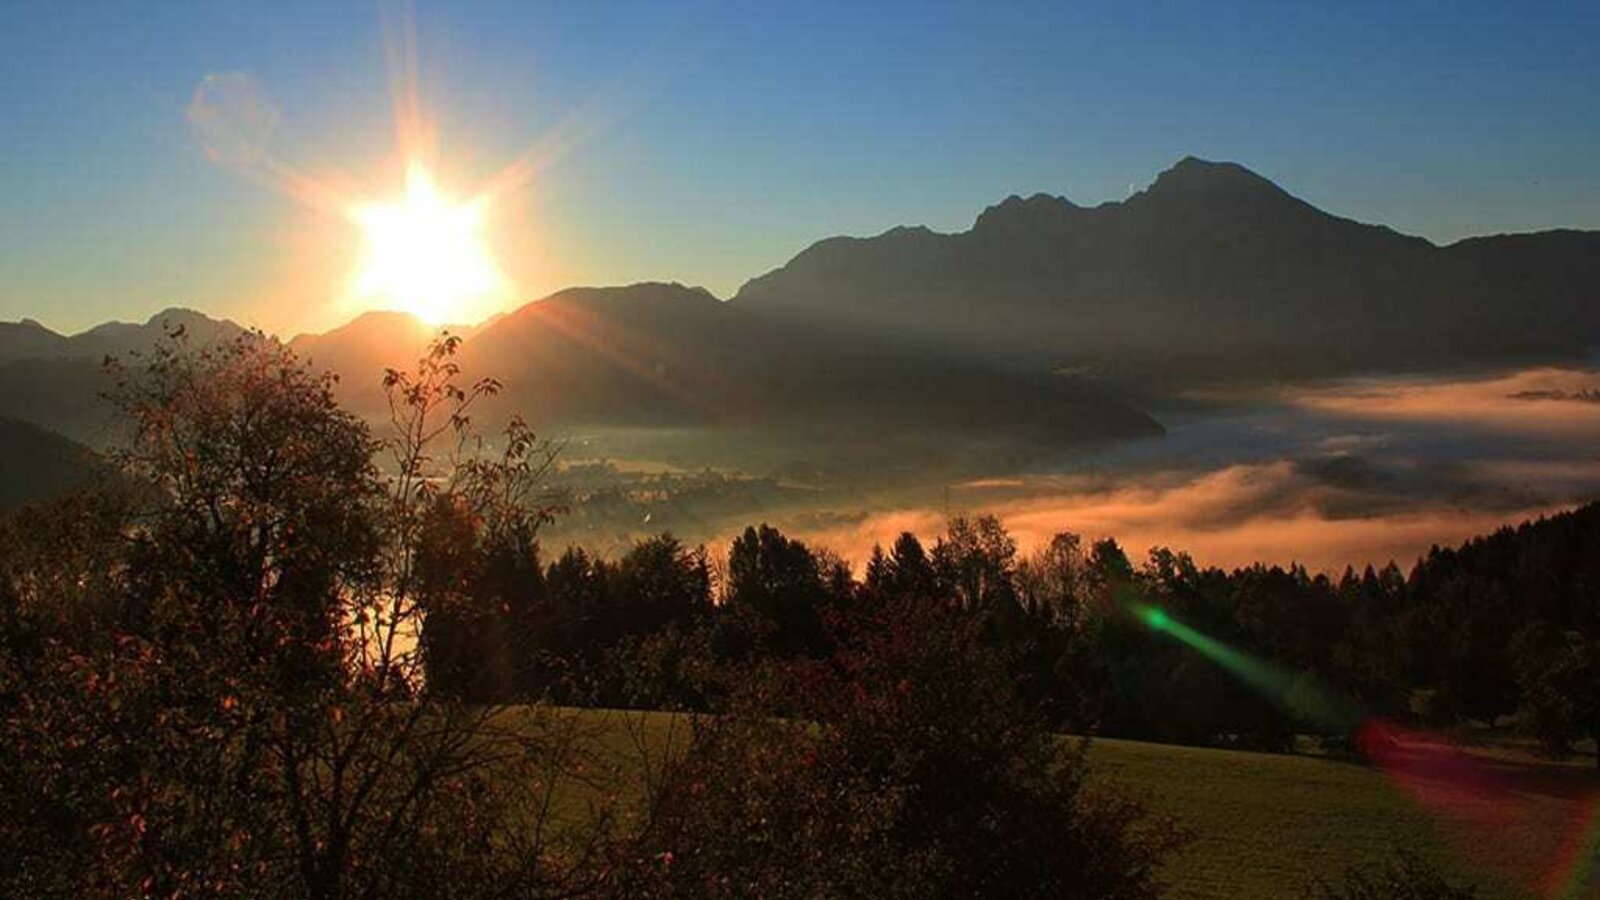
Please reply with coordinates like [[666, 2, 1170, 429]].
[[0, 285, 1162, 454], [734, 157, 1600, 385], [0, 307, 245, 366], [284, 282, 1167, 451], [0, 357, 118, 446], [0, 416, 101, 510]]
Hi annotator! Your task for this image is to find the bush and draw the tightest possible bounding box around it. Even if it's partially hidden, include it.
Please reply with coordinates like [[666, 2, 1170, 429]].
[[1309, 852, 1477, 900], [620, 595, 1183, 899]]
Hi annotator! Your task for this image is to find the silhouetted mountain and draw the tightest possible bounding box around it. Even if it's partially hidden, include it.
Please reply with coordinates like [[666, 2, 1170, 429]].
[[0, 309, 248, 444], [0, 319, 69, 363], [6, 157, 1594, 454], [288, 310, 442, 411], [0, 416, 101, 511], [734, 156, 1600, 384], [0, 307, 247, 366], [0, 284, 1148, 456], [441, 283, 1163, 447], [272, 283, 1146, 451], [76, 307, 247, 359], [0, 357, 119, 446], [459, 283, 741, 427]]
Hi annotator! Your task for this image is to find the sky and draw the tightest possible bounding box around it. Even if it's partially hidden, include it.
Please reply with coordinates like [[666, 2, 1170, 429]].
[[2, 1, 1599, 335]]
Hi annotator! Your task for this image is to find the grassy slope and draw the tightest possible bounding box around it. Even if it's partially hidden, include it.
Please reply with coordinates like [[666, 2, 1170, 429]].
[[1089, 737, 1595, 900], [563, 709, 1597, 900], [0, 415, 100, 511]]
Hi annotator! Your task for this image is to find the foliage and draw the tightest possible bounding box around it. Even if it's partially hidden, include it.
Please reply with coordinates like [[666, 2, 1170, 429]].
[[0, 332, 617, 899], [1513, 625, 1598, 762], [1307, 852, 1478, 900], [619, 594, 1182, 899], [725, 523, 835, 657]]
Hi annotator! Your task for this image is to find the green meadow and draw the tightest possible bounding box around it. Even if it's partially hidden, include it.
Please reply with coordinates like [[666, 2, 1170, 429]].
[[564, 708, 1597, 900], [1085, 737, 1594, 900]]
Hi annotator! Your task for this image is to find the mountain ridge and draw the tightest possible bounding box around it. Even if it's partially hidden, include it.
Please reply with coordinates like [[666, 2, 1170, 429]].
[[3, 157, 1595, 364], [732, 156, 1600, 383], [1, 156, 1595, 445], [0, 307, 248, 366]]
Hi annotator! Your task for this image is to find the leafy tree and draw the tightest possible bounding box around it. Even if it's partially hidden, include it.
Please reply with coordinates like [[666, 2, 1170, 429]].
[[726, 524, 832, 657], [0, 332, 620, 900], [610, 535, 713, 638], [865, 531, 937, 600], [1016, 531, 1092, 629], [1514, 625, 1599, 766], [931, 514, 1020, 613]]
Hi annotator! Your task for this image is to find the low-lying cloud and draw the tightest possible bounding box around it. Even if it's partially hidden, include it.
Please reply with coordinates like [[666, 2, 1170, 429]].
[[782, 464, 1572, 574], [1287, 367, 1600, 441], [770, 366, 1600, 573]]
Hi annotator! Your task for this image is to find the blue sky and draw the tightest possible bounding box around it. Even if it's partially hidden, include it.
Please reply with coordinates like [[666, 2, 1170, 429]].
[[2, 1, 1598, 334]]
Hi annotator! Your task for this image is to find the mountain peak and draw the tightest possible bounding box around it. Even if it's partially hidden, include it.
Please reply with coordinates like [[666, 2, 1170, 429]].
[[539, 281, 721, 309], [1142, 156, 1291, 202], [973, 192, 1081, 232], [342, 309, 429, 329], [146, 306, 223, 327]]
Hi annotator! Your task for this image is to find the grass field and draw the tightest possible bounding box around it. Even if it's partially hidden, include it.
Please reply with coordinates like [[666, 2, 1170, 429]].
[[1086, 736, 1597, 900], [560, 708, 1599, 900]]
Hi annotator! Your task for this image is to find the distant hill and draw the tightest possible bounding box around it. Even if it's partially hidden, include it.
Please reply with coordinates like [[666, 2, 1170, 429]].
[[0, 286, 1160, 453], [0, 319, 70, 361], [0, 357, 118, 446], [288, 310, 445, 413], [734, 157, 1600, 384], [0, 307, 247, 367], [310, 282, 1163, 448], [0, 309, 248, 445], [0, 416, 101, 511]]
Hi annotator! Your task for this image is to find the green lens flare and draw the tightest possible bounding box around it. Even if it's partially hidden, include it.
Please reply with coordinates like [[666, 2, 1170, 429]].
[[1129, 602, 1362, 732]]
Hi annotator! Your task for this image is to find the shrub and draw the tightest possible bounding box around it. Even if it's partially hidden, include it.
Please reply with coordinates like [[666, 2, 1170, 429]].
[[1308, 852, 1477, 900], [620, 595, 1183, 899]]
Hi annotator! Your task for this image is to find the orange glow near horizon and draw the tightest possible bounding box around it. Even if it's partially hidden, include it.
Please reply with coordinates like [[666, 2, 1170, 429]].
[[349, 163, 508, 325]]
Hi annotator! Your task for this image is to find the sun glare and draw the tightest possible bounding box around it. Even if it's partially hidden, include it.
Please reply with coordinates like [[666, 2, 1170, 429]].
[[350, 164, 507, 325]]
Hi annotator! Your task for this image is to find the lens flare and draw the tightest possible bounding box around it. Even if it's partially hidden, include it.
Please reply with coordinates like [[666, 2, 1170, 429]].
[[1546, 797, 1600, 900], [1131, 600, 1362, 732], [1131, 597, 1600, 897]]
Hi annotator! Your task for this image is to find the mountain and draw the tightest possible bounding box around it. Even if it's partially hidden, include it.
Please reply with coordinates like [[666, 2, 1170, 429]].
[[287, 310, 444, 412], [5, 155, 1594, 454], [0, 357, 118, 445], [74, 307, 247, 360], [0, 283, 1149, 457], [461, 283, 745, 427], [0, 307, 247, 366], [733, 157, 1600, 384], [469, 283, 1163, 445], [0, 308, 248, 444], [0, 416, 102, 511], [0, 319, 69, 362]]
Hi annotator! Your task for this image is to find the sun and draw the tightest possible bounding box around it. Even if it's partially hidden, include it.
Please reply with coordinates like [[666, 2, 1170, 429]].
[[350, 164, 507, 325]]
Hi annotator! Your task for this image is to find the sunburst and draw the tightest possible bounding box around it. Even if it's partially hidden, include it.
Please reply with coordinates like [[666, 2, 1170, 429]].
[[349, 164, 506, 325]]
